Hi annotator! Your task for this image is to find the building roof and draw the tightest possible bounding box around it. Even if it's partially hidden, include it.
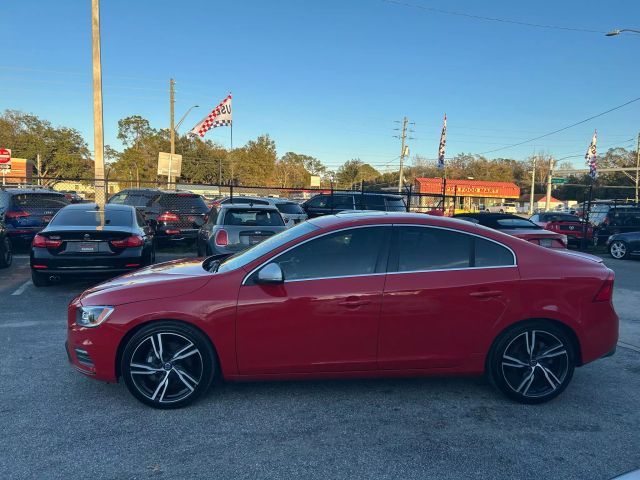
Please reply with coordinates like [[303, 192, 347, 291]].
[[517, 194, 562, 203], [414, 177, 520, 199]]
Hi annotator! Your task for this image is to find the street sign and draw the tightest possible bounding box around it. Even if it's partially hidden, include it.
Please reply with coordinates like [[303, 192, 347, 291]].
[[551, 177, 567, 184], [157, 152, 182, 177], [0, 148, 11, 170]]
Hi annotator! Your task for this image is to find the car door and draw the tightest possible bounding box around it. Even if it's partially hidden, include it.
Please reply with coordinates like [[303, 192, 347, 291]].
[[236, 225, 391, 374], [378, 225, 519, 370]]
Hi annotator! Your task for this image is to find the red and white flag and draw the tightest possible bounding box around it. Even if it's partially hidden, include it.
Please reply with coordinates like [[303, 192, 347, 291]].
[[585, 129, 597, 179], [190, 94, 232, 137], [437, 114, 447, 169]]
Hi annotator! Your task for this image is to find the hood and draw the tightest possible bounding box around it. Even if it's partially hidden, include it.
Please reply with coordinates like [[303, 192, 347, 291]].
[[78, 258, 212, 306]]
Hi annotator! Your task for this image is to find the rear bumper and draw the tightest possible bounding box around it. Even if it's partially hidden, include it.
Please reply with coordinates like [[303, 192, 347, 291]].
[[31, 248, 145, 274], [578, 301, 619, 365], [156, 228, 199, 242]]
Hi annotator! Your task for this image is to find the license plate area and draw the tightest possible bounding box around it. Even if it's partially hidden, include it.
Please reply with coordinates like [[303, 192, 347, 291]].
[[64, 241, 107, 254]]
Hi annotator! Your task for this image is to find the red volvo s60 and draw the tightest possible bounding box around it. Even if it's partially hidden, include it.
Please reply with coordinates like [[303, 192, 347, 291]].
[[66, 212, 618, 408]]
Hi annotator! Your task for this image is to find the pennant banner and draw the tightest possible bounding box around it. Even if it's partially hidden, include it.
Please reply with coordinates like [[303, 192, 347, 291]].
[[437, 114, 447, 169], [585, 129, 597, 180], [190, 94, 232, 137]]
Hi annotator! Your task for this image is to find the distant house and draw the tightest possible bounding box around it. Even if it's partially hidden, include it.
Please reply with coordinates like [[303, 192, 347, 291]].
[[516, 194, 565, 212]]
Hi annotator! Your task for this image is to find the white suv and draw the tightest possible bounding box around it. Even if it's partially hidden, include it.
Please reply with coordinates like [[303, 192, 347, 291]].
[[486, 203, 518, 214]]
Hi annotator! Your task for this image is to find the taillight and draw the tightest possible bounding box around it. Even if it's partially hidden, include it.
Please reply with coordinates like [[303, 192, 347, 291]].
[[5, 210, 30, 220], [215, 229, 228, 246], [157, 211, 180, 222], [594, 271, 615, 302], [32, 234, 62, 249], [110, 235, 144, 248]]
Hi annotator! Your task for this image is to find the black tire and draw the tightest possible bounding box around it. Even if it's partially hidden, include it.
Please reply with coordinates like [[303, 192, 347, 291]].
[[609, 240, 629, 260], [31, 270, 52, 287], [487, 320, 575, 404], [0, 237, 12, 268], [121, 321, 215, 409]]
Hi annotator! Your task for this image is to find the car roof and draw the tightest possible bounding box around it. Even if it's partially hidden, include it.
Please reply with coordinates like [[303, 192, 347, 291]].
[[219, 203, 279, 211], [63, 203, 135, 212], [3, 188, 65, 195]]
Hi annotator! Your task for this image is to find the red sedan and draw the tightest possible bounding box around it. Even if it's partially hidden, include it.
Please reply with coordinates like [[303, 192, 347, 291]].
[[66, 212, 618, 408]]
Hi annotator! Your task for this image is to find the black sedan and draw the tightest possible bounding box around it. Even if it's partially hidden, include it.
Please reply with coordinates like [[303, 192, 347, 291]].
[[30, 203, 155, 287], [607, 231, 640, 260]]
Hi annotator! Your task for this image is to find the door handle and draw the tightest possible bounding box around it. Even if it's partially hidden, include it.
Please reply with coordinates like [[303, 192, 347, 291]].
[[469, 290, 502, 299], [338, 298, 371, 308]]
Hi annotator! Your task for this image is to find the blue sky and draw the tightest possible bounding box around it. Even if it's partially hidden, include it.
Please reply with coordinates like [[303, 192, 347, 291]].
[[2, 0, 640, 172]]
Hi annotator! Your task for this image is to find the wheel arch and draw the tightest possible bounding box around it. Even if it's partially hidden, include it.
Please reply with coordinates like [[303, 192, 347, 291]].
[[485, 317, 583, 372], [114, 318, 223, 380]]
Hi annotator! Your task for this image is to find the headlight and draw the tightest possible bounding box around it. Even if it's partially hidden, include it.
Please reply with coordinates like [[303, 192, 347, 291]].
[[76, 306, 114, 328]]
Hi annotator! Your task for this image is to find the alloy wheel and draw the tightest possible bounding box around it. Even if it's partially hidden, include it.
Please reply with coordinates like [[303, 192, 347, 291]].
[[128, 332, 204, 405], [609, 241, 627, 259], [501, 330, 569, 399]]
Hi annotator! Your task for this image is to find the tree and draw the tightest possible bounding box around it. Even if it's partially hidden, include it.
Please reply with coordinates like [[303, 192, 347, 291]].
[[0, 110, 92, 183], [232, 135, 277, 185], [117, 116, 154, 148], [335, 159, 380, 188]]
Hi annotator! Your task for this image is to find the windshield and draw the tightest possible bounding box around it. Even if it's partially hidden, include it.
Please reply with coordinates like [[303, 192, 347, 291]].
[[217, 221, 318, 273]]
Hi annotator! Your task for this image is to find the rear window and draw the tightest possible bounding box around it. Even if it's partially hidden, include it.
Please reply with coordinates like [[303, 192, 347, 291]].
[[159, 194, 208, 213], [276, 202, 304, 214], [495, 218, 540, 229], [223, 209, 284, 227], [11, 193, 69, 209], [225, 197, 269, 205], [50, 208, 132, 227]]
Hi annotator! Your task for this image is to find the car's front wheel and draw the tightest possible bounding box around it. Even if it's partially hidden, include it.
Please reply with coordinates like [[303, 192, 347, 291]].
[[121, 322, 215, 409], [609, 240, 628, 259], [488, 321, 575, 404]]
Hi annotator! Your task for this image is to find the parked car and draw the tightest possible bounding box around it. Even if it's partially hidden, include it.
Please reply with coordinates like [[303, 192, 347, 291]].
[[197, 204, 286, 256], [66, 212, 617, 408], [30, 203, 155, 287], [108, 189, 209, 244], [218, 196, 308, 228], [453, 213, 567, 248], [0, 214, 12, 268], [59, 190, 83, 203], [302, 192, 406, 218], [590, 206, 640, 246], [0, 189, 69, 244], [486, 202, 518, 214], [606, 231, 640, 260], [529, 212, 593, 246]]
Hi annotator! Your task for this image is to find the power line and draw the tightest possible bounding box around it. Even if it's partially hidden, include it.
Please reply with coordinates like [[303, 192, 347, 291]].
[[382, 0, 606, 34], [478, 96, 640, 155]]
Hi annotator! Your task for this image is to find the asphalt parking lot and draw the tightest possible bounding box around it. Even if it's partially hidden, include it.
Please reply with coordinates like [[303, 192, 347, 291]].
[[1, 249, 639, 480]]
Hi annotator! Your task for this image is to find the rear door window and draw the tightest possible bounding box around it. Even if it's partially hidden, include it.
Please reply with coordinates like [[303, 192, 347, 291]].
[[125, 193, 156, 207], [357, 195, 385, 210], [305, 195, 329, 208], [385, 197, 406, 212], [223, 209, 284, 227], [332, 195, 354, 209], [392, 226, 472, 272], [474, 238, 515, 267]]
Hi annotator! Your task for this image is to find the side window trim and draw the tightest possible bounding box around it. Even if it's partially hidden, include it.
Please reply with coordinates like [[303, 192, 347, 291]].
[[242, 224, 393, 285], [387, 224, 517, 274]]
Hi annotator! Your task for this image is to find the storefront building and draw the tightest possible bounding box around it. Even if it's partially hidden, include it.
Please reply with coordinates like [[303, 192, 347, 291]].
[[414, 177, 521, 212]]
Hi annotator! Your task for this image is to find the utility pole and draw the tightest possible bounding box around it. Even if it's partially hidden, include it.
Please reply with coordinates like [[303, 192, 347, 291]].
[[36, 154, 41, 186], [91, 0, 105, 207], [528, 155, 536, 215], [545, 157, 554, 211], [636, 132, 639, 203], [396, 117, 409, 193], [168, 78, 175, 189]]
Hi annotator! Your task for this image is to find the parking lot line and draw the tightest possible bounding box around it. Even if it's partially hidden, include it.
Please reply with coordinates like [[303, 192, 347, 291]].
[[618, 341, 640, 354], [11, 281, 32, 296]]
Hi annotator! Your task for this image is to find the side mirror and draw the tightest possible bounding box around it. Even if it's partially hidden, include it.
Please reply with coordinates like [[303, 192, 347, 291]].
[[256, 263, 284, 284]]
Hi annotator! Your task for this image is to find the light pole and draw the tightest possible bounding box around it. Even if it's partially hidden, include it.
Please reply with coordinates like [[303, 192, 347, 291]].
[[605, 28, 640, 37], [175, 105, 199, 133]]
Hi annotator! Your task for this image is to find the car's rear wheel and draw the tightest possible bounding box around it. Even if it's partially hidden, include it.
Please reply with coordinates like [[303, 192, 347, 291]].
[[121, 322, 215, 409], [488, 321, 575, 404], [31, 270, 52, 287], [609, 240, 628, 259], [0, 237, 12, 268]]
